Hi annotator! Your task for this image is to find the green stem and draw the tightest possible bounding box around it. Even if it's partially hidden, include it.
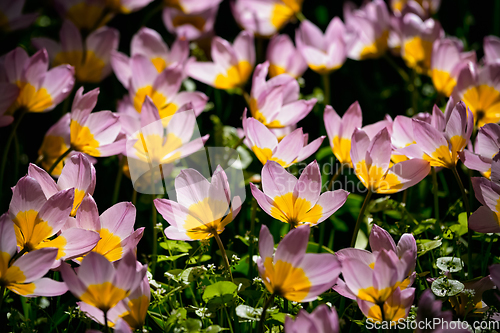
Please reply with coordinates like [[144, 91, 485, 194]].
[[0, 109, 26, 200], [482, 238, 494, 276], [327, 164, 344, 191], [411, 69, 419, 114], [132, 189, 137, 206], [451, 166, 472, 278], [258, 294, 275, 333], [383, 54, 410, 82], [351, 191, 373, 247], [248, 198, 257, 279], [233, 136, 246, 150], [322, 73, 331, 106], [112, 157, 125, 204], [295, 11, 306, 21], [0, 285, 6, 310], [213, 232, 233, 282], [432, 167, 440, 222], [9, 247, 28, 266], [224, 307, 234, 333], [47, 147, 72, 175], [103, 310, 110, 333], [151, 197, 158, 276]]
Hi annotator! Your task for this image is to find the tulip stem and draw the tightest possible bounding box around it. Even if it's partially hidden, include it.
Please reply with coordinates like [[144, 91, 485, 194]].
[[112, 157, 125, 204], [248, 198, 257, 279], [0, 108, 26, 203], [151, 197, 158, 276], [233, 136, 246, 150], [383, 54, 409, 82], [258, 293, 275, 333], [0, 286, 5, 310], [432, 167, 440, 222], [47, 147, 73, 176], [213, 232, 233, 282], [351, 191, 373, 248], [322, 73, 331, 106], [451, 166, 472, 278], [103, 310, 110, 333], [327, 164, 345, 190]]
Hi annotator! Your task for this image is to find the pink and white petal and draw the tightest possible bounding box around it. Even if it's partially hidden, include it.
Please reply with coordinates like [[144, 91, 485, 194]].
[[324, 105, 342, 147], [294, 161, 321, 205], [96, 139, 127, 157], [397, 234, 417, 272], [372, 250, 399, 291], [412, 119, 449, 157], [478, 123, 500, 156], [233, 30, 255, 66], [58, 153, 96, 196], [0, 213, 17, 258], [60, 20, 82, 52], [119, 228, 145, 253], [341, 258, 374, 298], [47, 228, 100, 262], [258, 224, 275, 262], [37, 188, 74, 233], [369, 224, 397, 253], [169, 37, 190, 64], [131, 27, 168, 59], [9, 176, 47, 217], [165, 135, 207, 162], [299, 253, 341, 302], [472, 177, 500, 211], [77, 251, 115, 286], [76, 195, 100, 231], [274, 225, 309, 267], [445, 101, 467, 140], [4, 47, 29, 83], [164, 109, 197, 143], [484, 35, 500, 64], [24, 49, 49, 89], [341, 101, 363, 139], [470, 207, 500, 233], [350, 129, 371, 167], [83, 111, 120, 146], [169, 91, 208, 117], [296, 20, 325, 51], [332, 278, 357, 300], [250, 183, 275, 217], [185, 62, 221, 87], [325, 17, 346, 43], [245, 117, 278, 150], [113, 251, 145, 291], [211, 37, 239, 70], [130, 54, 159, 92], [41, 65, 75, 109], [272, 99, 316, 127], [392, 116, 414, 148], [59, 262, 87, 297], [27, 163, 58, 198], [461, 149, 491, 174], [308, 189, 349, 223], [71, 87, 99, 124], [381, 158, 430, 194], [10, 247, 58, 282], [335, 248, 374, 266], [261, 160, 297, 201], [367, 128, 392, 172], [431, 104, 446, 132], [78, 302, 107, 325], [273, 128, 305, 164], [152, 64, 183, 102], [99, 202, 136, 239], [111, 51, 132, 89], [164, 226, 194, 241], [175, 169, 211, 208], [19, 278, 68, 297]]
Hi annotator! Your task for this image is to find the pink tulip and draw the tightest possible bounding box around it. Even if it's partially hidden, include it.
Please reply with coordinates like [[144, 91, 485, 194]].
[[469, 159, 500, 233], [266, 34, 307, 78], [162, 4, 219, 41], [154, 165, 242, 241], [351, 128, 430, 193], [400, 13, 443, 74], [28, 153, 96, 216], [484, 36, 500, 64], [164, 0, 222, 14], [70, 87, 126, 157], [3, 47, 75, 113], [0, 214, 68, 297], [390, 0, 441, 17], [32, 20, 119, 83], [0, 82, 19, 127], [53, 0, 110, 31], [358, 287, 415, 324], [461, 123, 500, 178], [249, 62, 316, 128], [187, 31, 255, 90], [430, 38, 476, 97], [452, 62, 500, 126], [250, 160, 349, 228], [7, 175, 100, 267], [243, 114, 324, 167], [0, 0, 37, 32], [344, 0, 391, 60], [60, 251, 147, 312], [284, 304, 339, 333], [296, 18, 347, 74], [257, 224, 341, 302]]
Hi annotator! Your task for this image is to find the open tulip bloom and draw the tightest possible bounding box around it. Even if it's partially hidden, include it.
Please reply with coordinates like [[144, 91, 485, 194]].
[[0, 0, 37, 32], [250, 160, 349, 228], [162, 3, 219, 41], [284, 304, 339, 333], [60, 251, 147, 315], [266, 34, 308, 78], [187, 30, 255, 90], [484, 35, 500, 64], [249, 62, 316, 128], [0, 82, 20, 128], [257, 224, 341, 302], [470, 158, 500, 233], [243, 114, 324, 167], [461, 122, 500, 178], [0, 215, 68, 297], [8, 175, 100, 267], [32, 20, 119, 84]]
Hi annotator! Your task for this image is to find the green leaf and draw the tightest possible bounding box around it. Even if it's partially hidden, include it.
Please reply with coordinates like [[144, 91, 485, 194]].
[[413, 219, 435, 235], [315, 146, 333, 161], [159, 240, 192, 253], [157, 253, 189, 262], [204, 325, 228, 333], [180, 266, 207, 284], [269, 312, 286, 324], [186, 254, 211, 264], [235, 305, 262, 321], [202, 281, 238, 305], [436, 257, 464, 273], [306, 242, 335, 254], [416, 239, 442, 257], [431, 277, 464, 297]]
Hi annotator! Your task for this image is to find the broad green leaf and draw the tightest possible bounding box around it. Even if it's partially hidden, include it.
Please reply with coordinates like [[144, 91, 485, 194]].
[[431, 277, 464, 297], [235, 305, 262, 321], [436, 257, 464, 273], [416, 239, 442, 257], [187, 254, 211, 264], [160, 240, 192, 253], [202, 281, 238, 305], [157, 253, 189, 262]]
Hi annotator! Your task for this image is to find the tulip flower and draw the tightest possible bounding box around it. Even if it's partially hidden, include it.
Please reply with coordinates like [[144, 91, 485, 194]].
[[115, 55, 207, 117], [351, 128, 431, 194], [448, 276, 494, 317], [452, 62, 500, 126], [154, 165, 242, 241], [66, 195, 144, 262], [162, 4, 219, 41], [484, 35, 500, 64], [124, 99, 209, 193], [243, 115, 324, 167], [343, 0, 391, 60], [249, 62, 316, 128], [359, 287, 415, 325], [257, 224, 341, 302], [32, 20, 119, 83], [284, 304, 339, 333], [111, 27, 190, 82], [469, 159, 500, 233], [187, 31, 255, 90], [78, 265, 150, 329], [324, 102, 362, 168], [461, 123, 500, 178], [0, 0, 37, 32], [8, 176, 100, 266], [390, 0, 441, 17], [0, 215, 68, 297], [231, 0, 302, 37], [164, 0, 222, 13], [250, 161, 349, 228], [0, 83, 19, 127], [403, 101, 473, 169], [28, 153, 96, 216], [400, 13, 443, 74], [266, 34, 308, 78], [431, 38, 476, 97], [296, 19, 346, 74], [60, 251, 147, 313], [3, 47, 75, 114], [416, 289, 470, 333], [334, 224, 417, 300], [69, 87, 126, 159]]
